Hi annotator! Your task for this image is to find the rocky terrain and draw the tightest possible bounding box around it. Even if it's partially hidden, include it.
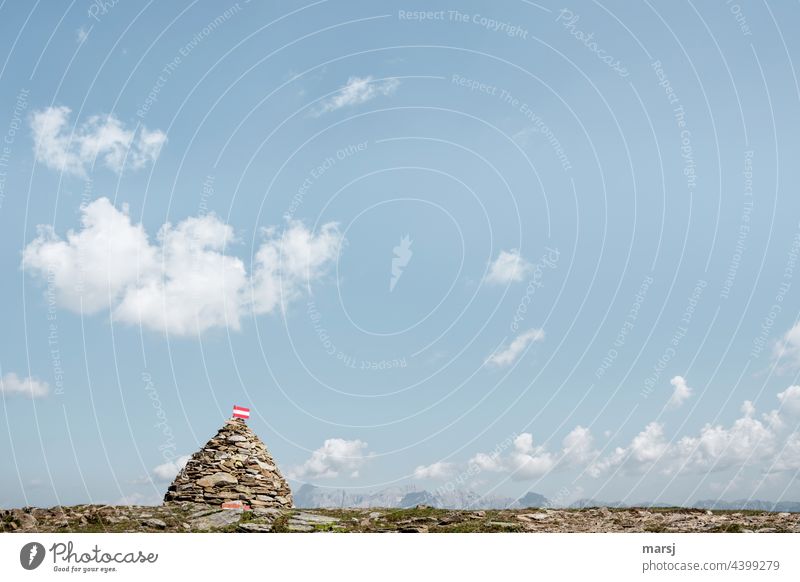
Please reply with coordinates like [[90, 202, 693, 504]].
[[3, 504, 799, 533]]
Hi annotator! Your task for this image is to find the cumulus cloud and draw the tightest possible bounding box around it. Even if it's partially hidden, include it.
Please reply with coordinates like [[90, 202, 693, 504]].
[[30, 106, 166, 176], [504, 433, 556, 478], [0, 372, 49, 398], [772, 433, 800, 472], [250, 221, 342, 315], [115, 491, 162, 506], [485, 328, 544, 368], [469, 450, 507, 473], [561, 425, 596, 465], [667, 376, 693, 409], [315, 76, 399, 115], [588, 391, 800, 477], [461, 386, 800, 481], [23, 197, 342, 336], [413, 461, 456, 480], [23, 198, 156, 314], [289, 438, 370, 480], [772, 323, 800, 371], [777, 385, 800, 416], [469, 427, 595, 481], [114, 215, 247, 335], [484, 249, 532, 285], [152, 454, 190, 481]]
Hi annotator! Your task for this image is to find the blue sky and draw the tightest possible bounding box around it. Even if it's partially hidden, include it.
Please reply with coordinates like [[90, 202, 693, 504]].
[[2, 0, 800, 507]]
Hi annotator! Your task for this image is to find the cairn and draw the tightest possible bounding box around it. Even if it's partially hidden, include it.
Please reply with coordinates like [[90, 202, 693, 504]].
[[164, 418, 292, 508]]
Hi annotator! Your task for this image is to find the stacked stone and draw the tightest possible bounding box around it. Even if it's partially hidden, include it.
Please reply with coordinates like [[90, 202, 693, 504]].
[[164, 418, 293, 508]]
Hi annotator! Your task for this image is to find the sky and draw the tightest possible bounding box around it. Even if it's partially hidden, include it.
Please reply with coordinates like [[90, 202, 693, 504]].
[[1, 0, 800, 508]]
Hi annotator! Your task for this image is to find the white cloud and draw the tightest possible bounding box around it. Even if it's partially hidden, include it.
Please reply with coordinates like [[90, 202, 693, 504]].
[[114, 214, 248, 335], [484, 249, 532, 285], [667, 376, 693, 409], [115, 491, 162, 506], [152, 454, 190, 481], [773, 433, 800, 471], [315, 76, 399, 115], [250, 220, 342, 316], [23, 198, 156, 314], [777, 385, 800, 416], [629, 422, 669, 463], [0, 373, 49, 398], [506, 433, 556, 478], [485, 328, 544, 368], [469, 428, 596, 481], [469, 451, 506, 473], [462, 387, 800, 481], [772, 323, 800, 371], [413, 461, 456, 480], [30, 106, 166, 176], [561, 426, 595, 465], [23, 197, 342, 336], [289, 438, 370, 480], [589, 393, 793, 477]]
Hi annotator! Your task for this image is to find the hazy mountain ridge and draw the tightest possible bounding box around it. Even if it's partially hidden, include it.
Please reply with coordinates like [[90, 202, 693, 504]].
[[295, 485, 800, 512], [294, 484, 538, 509], [693, 499, 800, 512]]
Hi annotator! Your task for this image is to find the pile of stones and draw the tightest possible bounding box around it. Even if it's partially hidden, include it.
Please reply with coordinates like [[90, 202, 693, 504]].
[[164, 418, 293, 509]]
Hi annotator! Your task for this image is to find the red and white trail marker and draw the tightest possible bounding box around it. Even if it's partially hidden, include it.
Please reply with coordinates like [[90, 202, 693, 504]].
[[232, 405, 250, 420]]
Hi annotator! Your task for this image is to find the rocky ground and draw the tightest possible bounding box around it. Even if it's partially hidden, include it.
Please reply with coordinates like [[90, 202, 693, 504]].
[[2, 504, 799, 533]]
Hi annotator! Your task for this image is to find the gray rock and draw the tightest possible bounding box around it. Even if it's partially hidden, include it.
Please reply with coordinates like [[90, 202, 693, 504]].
[[196, 472, 238, 488], [12, 511, 38, 529], [292, 512, 340, 524], [143, 518, 167, 529], [252, 507, 282, 518], [399, 525, 429, 533], [238, 523, 273, 532], [189, 509, 242, 530]]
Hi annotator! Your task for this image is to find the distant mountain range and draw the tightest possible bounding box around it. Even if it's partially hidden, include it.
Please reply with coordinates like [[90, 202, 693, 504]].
[[293, 484, 800, 512], [293, 484, 546, 510], [571, 498, 800, 512], [693, 499, 800, 512]]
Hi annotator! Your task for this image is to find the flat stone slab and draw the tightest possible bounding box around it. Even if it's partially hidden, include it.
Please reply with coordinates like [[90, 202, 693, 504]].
[[291, 512, 340, 524], [189, 509, 242, 530], [252, 507, 282, 518], [196, 472, 238, 488], [238, 523, 273, 532]]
